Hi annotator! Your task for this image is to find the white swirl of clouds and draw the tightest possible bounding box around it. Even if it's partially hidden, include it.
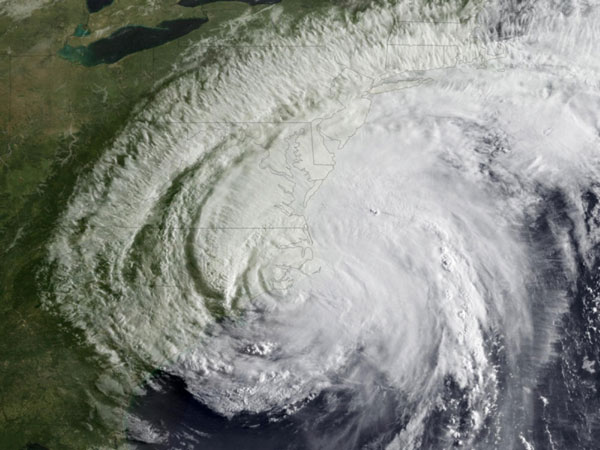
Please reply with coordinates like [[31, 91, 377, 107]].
[[44, 0, 600, 447]]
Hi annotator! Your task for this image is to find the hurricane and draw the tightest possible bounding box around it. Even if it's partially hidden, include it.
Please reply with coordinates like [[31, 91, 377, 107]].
[[42, 0, 600, 448]]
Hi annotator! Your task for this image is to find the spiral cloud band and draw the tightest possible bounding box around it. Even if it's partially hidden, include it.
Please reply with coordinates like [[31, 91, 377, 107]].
[[44, 0, 600, 448]]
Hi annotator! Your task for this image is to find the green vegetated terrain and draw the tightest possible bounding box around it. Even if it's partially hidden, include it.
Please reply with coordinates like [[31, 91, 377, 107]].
[[0, 0, 336, 448]]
